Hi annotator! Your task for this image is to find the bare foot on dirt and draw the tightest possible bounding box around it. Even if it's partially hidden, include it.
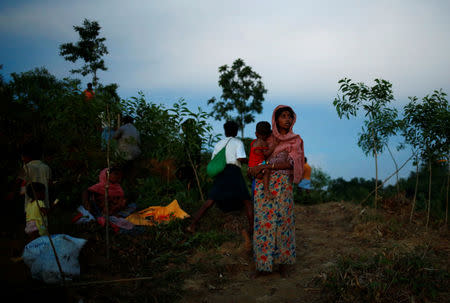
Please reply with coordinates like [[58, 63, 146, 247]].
[[241, 229, 253, 255], [250, 270, 271, 279], [279, 264, 290, 278], [185, 225, 195, 234]]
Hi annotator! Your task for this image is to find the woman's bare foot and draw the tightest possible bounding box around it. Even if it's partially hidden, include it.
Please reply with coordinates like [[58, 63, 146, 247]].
[[250, 270, 270, 279], [185, 225, 195, 234], [279, 264, 290, 278], [241, 229, 252, 255]]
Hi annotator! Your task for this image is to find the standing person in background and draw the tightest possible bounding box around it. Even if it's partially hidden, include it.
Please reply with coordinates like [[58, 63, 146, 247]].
[[19, 142, 52, 209], [113, 115, 141, 186], [248, 105, 304, 278], [83, 83, 95, 101], [186, 121, 253, 247], [298, 157, 312, 194]]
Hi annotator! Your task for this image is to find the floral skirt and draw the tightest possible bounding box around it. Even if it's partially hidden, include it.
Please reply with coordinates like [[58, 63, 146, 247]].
[[253, 171, 295, 272]]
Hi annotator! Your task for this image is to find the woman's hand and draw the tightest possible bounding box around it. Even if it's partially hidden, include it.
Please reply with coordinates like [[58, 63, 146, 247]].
[[248, 164, 267, 178]]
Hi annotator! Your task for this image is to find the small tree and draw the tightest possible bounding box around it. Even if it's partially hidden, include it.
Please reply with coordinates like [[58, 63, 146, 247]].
[[333, 78, 398, 208], [208, 58, 267, 138], [403, 90, 449, 228], [59, 19, 109, 87]]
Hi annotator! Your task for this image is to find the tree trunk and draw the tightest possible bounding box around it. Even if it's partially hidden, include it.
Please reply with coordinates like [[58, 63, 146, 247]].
[[386, 144, 400, 195], [409, 156, 419, 223], [240, 113, 245, 138], [373, 132, 378, 209], [446, 160, 449, 226], [426, 159, 432, 229], [93, 70, 98, 88]]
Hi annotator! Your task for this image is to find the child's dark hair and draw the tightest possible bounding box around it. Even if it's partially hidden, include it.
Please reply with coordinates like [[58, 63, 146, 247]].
[[26, 182, 46, 200], [109, 166, 122, 174], [256, 121, 271, 136], [21, 142, 43, 160], [122, 115, 134, 124], [224, 121, 239, 137]]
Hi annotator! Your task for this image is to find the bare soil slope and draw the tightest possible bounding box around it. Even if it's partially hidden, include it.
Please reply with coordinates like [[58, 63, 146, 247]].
[[181, 202, 449, 303]]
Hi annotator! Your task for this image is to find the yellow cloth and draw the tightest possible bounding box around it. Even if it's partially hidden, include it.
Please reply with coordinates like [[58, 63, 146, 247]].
[[303, 163, 312, 180], [126, 200, 190, 226], [25, 199, 48, 236]]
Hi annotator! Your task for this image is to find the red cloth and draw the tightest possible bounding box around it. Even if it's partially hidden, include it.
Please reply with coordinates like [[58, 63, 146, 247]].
[[267, 105, 304, 183], [88, 168, 124, 198], [248, 139, 268, 168], [83, 89, 95, 101]]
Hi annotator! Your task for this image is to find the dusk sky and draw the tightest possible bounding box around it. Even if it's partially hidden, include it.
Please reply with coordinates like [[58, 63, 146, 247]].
[[1, 0, 449, 184]]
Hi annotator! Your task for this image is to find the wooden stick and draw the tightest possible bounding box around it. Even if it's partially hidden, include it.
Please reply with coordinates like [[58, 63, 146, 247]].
[[24, 168, 66, 285], [105, 104, 111, 260], [426, 159, 432, 229], [361, 152, 415, 205], [187, 150, 205, 203], [70, 276, 154, 287]]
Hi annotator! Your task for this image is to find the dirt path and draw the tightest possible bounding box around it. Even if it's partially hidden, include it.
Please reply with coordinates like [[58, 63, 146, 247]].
[[180, 202, 449, 303]]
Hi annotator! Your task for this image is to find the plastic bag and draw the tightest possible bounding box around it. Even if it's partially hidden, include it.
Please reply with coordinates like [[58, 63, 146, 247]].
[[73, 205, 95, 223], [22, 234, 87, 283]]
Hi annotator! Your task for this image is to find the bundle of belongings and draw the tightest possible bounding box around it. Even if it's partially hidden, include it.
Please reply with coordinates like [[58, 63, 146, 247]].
[[73, 200, 189, 231], [126, 200, 190, 226]]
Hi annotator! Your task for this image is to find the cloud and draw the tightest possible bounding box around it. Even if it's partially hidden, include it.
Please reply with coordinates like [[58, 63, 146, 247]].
[[1, 0, 449, 102]]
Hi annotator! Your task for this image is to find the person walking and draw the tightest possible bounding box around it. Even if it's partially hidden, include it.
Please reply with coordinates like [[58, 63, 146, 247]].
[[186, 121, 253, 243]]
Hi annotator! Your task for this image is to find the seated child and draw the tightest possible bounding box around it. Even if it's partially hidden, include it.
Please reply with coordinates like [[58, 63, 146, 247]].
[[25, 182, 49, 242], [82, 167, 127, 217], [248, 121, 276, 197]]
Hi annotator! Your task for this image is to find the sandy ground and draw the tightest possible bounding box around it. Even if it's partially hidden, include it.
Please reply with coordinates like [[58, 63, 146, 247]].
[[180, 202, 449, 303]]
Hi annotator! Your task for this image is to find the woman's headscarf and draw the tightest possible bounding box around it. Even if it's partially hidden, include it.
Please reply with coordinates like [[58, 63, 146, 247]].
[[267, 105, 304, 183], [88, 168, 125, 197]]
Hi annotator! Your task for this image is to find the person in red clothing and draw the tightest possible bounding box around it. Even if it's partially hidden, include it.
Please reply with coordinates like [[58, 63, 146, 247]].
[[83, 83, 95, 101], [248, 121, 277, 198]]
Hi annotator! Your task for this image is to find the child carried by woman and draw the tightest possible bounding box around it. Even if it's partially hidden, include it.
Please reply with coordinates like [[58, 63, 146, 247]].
[[248, 121, 277, 197]]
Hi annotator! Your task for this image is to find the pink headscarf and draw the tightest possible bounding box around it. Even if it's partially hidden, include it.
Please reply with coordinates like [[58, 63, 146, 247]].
[[267, 105, 305, 183], [88, 168, 124, 198]]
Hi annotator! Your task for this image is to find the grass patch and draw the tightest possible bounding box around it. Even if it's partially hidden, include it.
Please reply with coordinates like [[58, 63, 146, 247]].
[[321, 247, 449, 303]]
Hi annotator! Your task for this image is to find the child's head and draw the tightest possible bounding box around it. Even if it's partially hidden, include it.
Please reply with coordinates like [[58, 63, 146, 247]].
[[255, 121, 272, 140], [109, 166, 123, 184], [224, 121, 239, 137], [26, 182, 46, 201], [122, 115, 134, 124], [21, 142, 43, 162]]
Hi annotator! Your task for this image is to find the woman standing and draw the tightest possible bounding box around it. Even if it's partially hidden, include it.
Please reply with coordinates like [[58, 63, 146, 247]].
[[248, 105, 304, 277]]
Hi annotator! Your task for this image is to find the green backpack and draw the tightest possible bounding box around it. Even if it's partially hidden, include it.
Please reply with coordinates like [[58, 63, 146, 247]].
[[206, 139, 231, 178]]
